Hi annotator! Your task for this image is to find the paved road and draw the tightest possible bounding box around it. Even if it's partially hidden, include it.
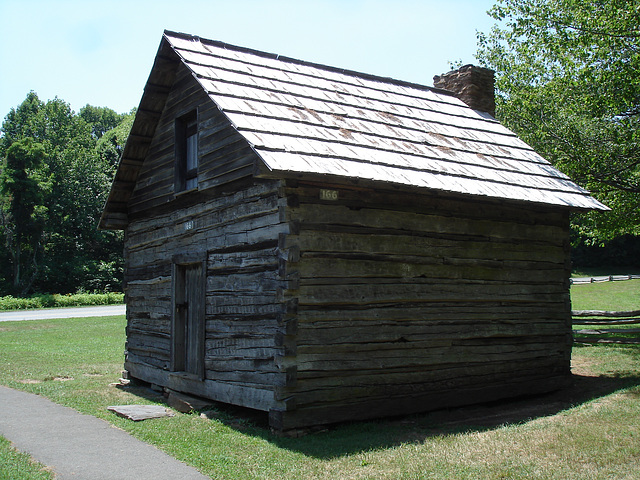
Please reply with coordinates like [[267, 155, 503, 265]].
[[0, 305, 126, 322]]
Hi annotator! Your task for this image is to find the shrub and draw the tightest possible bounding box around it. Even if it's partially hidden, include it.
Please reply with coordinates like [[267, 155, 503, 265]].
[[0, 292, 124, 311]]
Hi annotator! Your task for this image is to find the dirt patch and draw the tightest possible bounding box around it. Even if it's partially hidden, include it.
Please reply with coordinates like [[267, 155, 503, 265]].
[[43, 376, 74, 382], [571, 356, 599, 377], [17, 379, 42, 384]]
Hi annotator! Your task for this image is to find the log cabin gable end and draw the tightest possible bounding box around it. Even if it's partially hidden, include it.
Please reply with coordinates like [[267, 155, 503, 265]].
[[110, 61, 266, 224]]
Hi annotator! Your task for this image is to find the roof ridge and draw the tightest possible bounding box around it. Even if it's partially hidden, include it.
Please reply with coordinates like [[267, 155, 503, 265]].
[[163, 30, 458, 100]]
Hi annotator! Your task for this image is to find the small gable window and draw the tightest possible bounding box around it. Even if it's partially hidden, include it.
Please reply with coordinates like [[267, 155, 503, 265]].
[[175, 110, 198, 192]]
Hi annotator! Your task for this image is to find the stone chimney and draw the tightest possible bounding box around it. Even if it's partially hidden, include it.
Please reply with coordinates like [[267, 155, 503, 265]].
[[433, 65, 495, 117]]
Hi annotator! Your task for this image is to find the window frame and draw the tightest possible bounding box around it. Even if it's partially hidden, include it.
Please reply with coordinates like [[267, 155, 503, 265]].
[[175, 110, 198, 193]]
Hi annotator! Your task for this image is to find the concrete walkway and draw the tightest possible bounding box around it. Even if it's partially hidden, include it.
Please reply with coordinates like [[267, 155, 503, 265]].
[[0, 305, 126, 322], [0, 385, 209, 479]]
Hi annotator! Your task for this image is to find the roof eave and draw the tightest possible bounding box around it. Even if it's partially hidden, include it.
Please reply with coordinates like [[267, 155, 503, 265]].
[[254, 164, 610, 212], [99, 35, 182, 230]]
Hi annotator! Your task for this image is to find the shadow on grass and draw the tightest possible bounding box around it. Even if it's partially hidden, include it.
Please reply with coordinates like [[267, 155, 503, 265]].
[[263, 370, 640, 459], [122, 344, 640, 460]]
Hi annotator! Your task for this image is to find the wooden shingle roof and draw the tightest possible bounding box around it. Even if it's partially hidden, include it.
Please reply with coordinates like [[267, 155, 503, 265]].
[[101, 30, 607, 228]]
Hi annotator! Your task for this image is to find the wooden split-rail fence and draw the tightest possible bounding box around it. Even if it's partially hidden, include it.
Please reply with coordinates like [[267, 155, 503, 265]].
[[570, 274, 640, 285], [573, 310, 640, 344]]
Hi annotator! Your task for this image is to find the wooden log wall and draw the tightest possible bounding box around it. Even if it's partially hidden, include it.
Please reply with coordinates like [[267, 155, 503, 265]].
[[124, 179, 290, 411], [123, 63, 292, 412], [273, 181, 573, 430]]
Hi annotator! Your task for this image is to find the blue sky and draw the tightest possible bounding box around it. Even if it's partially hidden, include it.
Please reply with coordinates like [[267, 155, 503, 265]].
[[0, 0, 497, 118]]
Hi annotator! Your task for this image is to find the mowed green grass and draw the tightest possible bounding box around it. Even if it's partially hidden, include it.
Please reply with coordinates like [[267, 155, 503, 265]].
[[0, 436, 52, 480], [571, 279, 640, 311], [0, 282, 639, 479]]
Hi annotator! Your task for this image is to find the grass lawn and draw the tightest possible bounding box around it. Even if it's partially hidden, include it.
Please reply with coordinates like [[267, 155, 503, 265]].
[[0, 436, 52, 480], [0, 281, 639, 479], [571, 279, 640, 311]]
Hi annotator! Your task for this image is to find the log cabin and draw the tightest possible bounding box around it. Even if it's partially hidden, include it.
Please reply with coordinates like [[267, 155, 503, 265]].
[[100, 30, 608, 432]]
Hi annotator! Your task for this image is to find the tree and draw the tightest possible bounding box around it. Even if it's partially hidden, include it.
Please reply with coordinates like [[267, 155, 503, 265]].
[[0, 92, 43, 153], [96, 109, 135, 167], [0, 138, 50, 294], [476, 0, 640, 242], [0, 93, 129, 295], [79, 105, 127, 140]]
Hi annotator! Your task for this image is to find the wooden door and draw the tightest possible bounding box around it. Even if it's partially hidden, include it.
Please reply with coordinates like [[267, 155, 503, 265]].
[[172, 262, 205, 378]]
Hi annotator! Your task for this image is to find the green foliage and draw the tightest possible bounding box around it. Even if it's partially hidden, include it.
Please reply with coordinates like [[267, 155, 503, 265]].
[[0, 138, 51, 294], [79, 104, 127, 139], [96, 109, 135, 166], [572, 234, 640, 270], [0, 292, 124, 310], [476, 0, 640, 241], [0, 92, 129, 294]]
